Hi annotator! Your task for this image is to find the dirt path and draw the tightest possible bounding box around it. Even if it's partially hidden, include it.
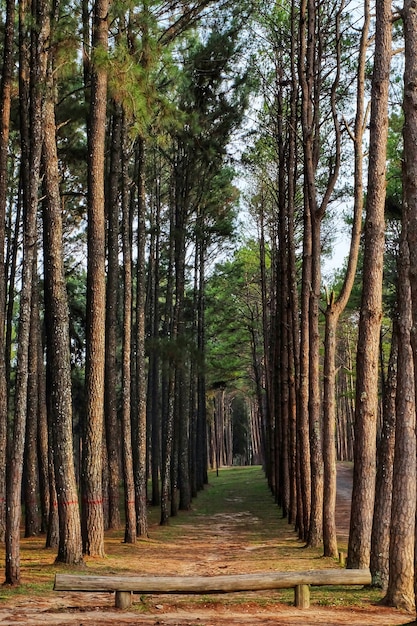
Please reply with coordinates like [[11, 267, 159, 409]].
[[0, 465, 412, 626]]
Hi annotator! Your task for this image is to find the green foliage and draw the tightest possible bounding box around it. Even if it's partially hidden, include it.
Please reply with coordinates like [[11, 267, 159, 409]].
[[205, 241, 265, 392]]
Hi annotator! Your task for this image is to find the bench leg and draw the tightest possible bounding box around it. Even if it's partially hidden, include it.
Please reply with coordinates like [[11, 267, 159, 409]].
[[294, 584, 310, 608], [115, 590, 133, 609]]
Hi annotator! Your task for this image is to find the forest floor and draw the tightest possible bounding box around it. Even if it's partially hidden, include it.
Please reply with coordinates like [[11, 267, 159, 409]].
[[0, 464, 413, 626]]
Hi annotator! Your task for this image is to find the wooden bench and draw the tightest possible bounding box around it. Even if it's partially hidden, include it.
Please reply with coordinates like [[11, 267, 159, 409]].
[[54, 568, 371, 610]]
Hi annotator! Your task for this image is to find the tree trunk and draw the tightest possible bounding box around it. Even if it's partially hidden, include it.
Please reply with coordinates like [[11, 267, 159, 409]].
[[322, 0, 368, 557], [370, 324, 397, 589], [5, 0, 48, 585], [104, 105, 122, 531], [42, 49, 84, 564], [347, 0, 391, 569], [82, 0, 109, 558], [401, 0, 417, 610], [147, 169, 161, 506], [24, 268, 41, 538], [134, 138, 148, 538], [37, 314, 50, 535], [383, 225, 415, 611], [0, 0, 15, 542], [120, 117, 136, 544]]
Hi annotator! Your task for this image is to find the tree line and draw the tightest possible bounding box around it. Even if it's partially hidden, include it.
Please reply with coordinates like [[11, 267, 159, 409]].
[[1, 0, 417, 618]]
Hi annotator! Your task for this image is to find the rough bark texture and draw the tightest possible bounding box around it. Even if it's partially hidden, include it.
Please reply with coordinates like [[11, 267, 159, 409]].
[[0, 0, 15, 543], [322, 0, 368, 558], [43, 72, 84, 565], [370, 325, 397, 589], [383, 225, 415, 612], [401, 0, 417, 611], [24, 272, 41, 538], [5, 0, 48, 585], [82, 0, 109, 558], [120, 119, 136, 545], [104, 106, 122, 531], [347, 0, 391, 570], [134, 138, 149, 538]]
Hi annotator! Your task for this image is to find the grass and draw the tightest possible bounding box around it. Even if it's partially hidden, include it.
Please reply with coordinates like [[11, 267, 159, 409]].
[[0, 466, 386, 611]]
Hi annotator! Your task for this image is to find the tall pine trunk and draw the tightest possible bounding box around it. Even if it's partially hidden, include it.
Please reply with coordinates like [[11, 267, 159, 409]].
[[82, 0, 109, 557], [5, 0, 48, 585], [0, 0, 15, 542], [42, 37, 84, 564], [104, 105, 122, 531], [347, 0, 391, 569], [134, 137, 148, 537], [322, 0, 367, 557]]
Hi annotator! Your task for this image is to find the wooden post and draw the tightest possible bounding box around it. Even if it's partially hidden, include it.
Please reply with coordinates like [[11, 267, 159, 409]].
[[339, 551, 346, 566], [115, 590, 133, 609], [294, 584, 310, 608]]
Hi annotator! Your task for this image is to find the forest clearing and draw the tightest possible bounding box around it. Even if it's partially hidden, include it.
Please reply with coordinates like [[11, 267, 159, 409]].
[[0, 467, 409, 625]]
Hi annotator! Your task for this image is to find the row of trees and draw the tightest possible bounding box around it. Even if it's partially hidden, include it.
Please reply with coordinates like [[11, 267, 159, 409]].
[[238, 0, 417, 614], [1, 0, 417, 617], [0, 0, 257, 584]]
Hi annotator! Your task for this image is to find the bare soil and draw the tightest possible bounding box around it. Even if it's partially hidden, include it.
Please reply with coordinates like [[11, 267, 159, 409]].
[[0, 465, 412, 626]]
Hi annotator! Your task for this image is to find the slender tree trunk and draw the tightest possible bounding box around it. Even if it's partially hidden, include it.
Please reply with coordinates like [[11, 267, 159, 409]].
[[134, 137, 149, 538], [0, 0, 15, 542], [370, 324, 397, 589], [24, 268, 41, 538], [288, 0, 300, 527], [147, 170, 161, 506], [347, 0, 391, 569], [120, 118, 136, 544], [160, 198, 175, 526], [322, 0, 368, 557], [104, 105, 122, 531], [401, 0, 417, 610], [82, 0, 109, 557], [42, 40, 84, 563], [382, 226, 415, 611], [37, 315, 50, 535], [5, 0, 48, 585]]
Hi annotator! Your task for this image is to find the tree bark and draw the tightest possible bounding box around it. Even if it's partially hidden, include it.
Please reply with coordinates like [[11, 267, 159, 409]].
[[42, 40, 84, 563], [322, 0, 368, 557], [104, 105, 122, 531], [24, 268, 41, 538], [383, 224, 415, 612], [347, 0, 391, 569], [0, 0, 15, 542], [370, 324, 397, 589], [5, 0, 48, 585], [120, 120, 136, 544], [401, 0, 417, 610], [134, 138, 149, 538], [82, 0, 110, 557]]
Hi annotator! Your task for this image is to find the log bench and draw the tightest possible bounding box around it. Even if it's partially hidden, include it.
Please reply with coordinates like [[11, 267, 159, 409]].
[[54, 568, 371, 610]]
